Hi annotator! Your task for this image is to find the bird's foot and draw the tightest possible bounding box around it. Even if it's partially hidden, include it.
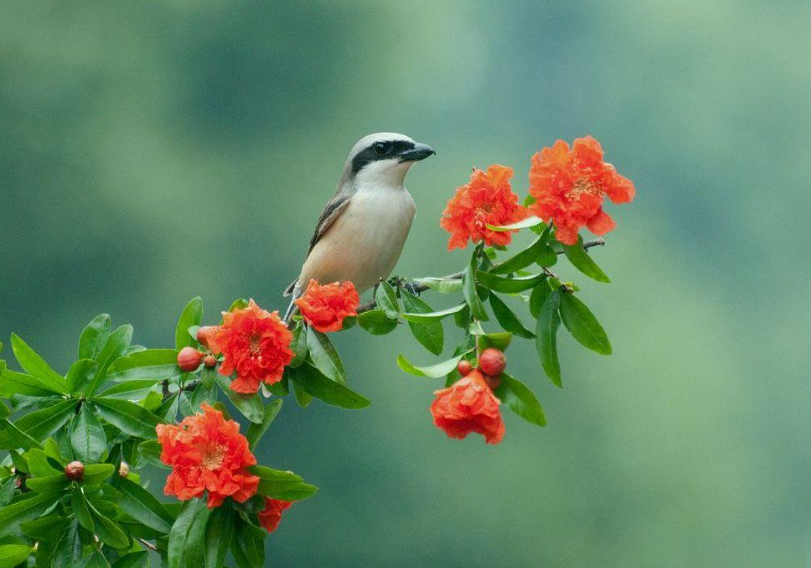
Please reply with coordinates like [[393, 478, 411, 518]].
[[389, 276, 421, 296]]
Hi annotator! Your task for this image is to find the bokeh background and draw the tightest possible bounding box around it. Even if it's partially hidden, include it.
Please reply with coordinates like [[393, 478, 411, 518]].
[[2, 1, 810, 566]]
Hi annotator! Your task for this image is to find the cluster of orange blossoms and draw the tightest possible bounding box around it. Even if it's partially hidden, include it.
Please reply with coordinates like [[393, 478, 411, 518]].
[[430, 369, 506, 444], [441, 136, 635, 248], [156, 404, 259, 508], [200, 284, 359, 394], [156, 405, 294, 529], [295, 279, 360, 333]]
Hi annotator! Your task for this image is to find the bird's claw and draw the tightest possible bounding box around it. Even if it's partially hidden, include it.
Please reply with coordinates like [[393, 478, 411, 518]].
[[389, 276, 421, 296]]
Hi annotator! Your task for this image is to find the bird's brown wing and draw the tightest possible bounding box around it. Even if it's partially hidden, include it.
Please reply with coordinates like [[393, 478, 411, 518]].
[[283, 193, 352, 296]]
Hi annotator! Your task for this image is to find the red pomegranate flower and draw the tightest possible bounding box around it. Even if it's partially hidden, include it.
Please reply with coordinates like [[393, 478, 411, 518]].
[[207, 299, 293, 394], [440, 165, 529, 250], [528, 136, 635, 246], [430, 370, 506, 444], [258, 498, 293, 533], [156, 404, 259, 508], [295, 279, 360, 333]]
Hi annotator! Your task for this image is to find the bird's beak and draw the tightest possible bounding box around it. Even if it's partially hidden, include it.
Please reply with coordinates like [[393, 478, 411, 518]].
[[399, 142, 436, 162]]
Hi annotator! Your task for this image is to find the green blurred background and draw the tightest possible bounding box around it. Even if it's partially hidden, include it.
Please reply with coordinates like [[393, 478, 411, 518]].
[[2, 1, 809, 566]]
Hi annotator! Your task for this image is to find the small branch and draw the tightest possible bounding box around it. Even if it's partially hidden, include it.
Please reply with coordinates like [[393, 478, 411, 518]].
[[356, 238, 605, 314], [137, 538, 158, 553]]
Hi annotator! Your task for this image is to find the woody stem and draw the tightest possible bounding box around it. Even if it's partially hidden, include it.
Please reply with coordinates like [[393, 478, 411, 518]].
[[357, 238, 605, 314]]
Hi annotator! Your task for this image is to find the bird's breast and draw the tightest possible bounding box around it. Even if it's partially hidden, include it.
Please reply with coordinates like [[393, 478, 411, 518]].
[[300, 189, 416, 293]]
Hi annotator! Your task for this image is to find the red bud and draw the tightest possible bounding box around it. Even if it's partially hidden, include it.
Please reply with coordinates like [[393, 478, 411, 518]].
[[65, 461, 85, 482], [457, 360, 473, 376], [203, 355, 217, 368], [479, 348, 506, 377], [177, 347, 203, 372]]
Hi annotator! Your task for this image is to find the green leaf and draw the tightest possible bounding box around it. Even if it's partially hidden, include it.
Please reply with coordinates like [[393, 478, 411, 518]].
[[92, 398, 162, 439], [88, 501, 130, 549], [0, 368, 58, 398], [375, 281, 399, 319], [495, 374, 546, 426], [88, 325, 134, 395], [476, 332, 513, 351], [529, 280, 552, 318], [176, 297, 203, 351], [401, 305, 468, 324], [230, 516, 264, 568], [10, 334, 66, 393], [66, 359, 98, 394], [26, 448, 61, 477], [20, 515, 68, 541], [111, 551, 148, 568], [401, 290, 444, 355], [476, 271, 547, 293], [0, 401, 8, 420], [559, 293, 612, 355], [107, 349, 181, 382], [116, 476, 173, 534], [79, 314, 112, 361], [214, 375, 264, 424], [357, 309, 398, 335], [0, 544, 33, 568], [490, 234, 548, 274], [288, 325, 308, 368], [72, 490, 95, 531], [81, 552, 112, 568], [288, 364, 370, 410], [98, 380, 158, 400], [246, 399, 283, 451], [43, 438, 64, 465], [204, 506, 234, 568], [292, 377, 313, 408], [136, 440, 164, 469], [26, 474, 70, 496], [82, 464, 116, 485], [536, 290, 562, 387], [0, 399, 77, 450], [463, 253, 488, 321], [413, 277, 463, 294], [0, 420, 42, 451], [250, 465, 318, 501], [168, 499, 209, 568], [396, 352, 468, 378], [306, 327, 346, 383], [489, 294, 535, 339], [563, 235, 610, 283], [0, 492, 58, 534], [70, 405, 107, 464], [486, 216, 544, 231]]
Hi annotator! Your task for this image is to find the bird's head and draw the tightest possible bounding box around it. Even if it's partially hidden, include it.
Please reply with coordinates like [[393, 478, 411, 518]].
[[342, 132, 435, 190]]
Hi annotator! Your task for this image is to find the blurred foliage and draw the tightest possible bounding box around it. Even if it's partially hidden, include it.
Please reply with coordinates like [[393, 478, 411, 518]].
[[1, 1, 810, 566]]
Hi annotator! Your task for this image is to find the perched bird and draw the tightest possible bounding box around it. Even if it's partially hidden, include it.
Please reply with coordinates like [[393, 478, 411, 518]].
[[284, 132, 435, 321]]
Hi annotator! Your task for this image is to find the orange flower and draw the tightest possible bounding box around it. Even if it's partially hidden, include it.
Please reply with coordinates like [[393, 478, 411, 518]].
[[156, 404, 259, 508], [430, 370, 505, 444], [295, 280, 360, 333], [258, 498, 293, 533], [528, 136, 635, 246], [207, 299, 293, 394], [440, 165, 529, 250]]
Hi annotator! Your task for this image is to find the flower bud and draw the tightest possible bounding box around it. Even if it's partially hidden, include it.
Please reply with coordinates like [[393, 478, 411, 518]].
[[119, 462, 129, 478], [203, 354, 217, 369], [65, 461, 85, 482], [479, 348, 506, 377], [457, 360, 473, 376], [177, 347, 203, 372], [196, 326, 217, 348]]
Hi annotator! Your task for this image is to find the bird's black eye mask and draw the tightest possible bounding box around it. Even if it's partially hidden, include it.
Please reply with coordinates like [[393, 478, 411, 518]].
[[351, 140, 415, 173]]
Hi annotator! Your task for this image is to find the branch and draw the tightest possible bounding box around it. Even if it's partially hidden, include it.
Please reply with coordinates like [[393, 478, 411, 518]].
[[357, 238, 605, 314], [137, 538, 158, 553]]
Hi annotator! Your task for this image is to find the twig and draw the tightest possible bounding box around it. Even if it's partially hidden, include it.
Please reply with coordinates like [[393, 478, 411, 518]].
[[137, 538, 158, 553], [356, 238, 605, 314]]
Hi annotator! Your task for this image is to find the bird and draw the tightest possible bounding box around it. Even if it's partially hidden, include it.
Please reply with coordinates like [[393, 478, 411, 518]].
[[284, 132, 435, 321]]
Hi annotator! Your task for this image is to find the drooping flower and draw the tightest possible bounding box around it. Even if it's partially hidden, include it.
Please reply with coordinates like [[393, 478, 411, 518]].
[[156, 404, 259, 508], [528, 136, 635, 246], [430, 370, 506, 444], [207, 299, 293, 394], [295, 279, 360, 333], [258, 498, 293, 533], [440, 165, 529, 250]]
